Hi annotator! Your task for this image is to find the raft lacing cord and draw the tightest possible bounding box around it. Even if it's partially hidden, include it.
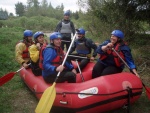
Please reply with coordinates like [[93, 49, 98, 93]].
[[31, 87, 141, 112], [33, 87, 142, 96]]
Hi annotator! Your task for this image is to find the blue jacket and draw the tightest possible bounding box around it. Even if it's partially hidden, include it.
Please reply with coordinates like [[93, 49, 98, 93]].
[[97, 40, 136, 69], [42, 46, 74, 77]]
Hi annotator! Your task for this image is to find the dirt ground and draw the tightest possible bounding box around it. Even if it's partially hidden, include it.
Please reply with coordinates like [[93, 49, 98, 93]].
[[10, 85, 38, 113]]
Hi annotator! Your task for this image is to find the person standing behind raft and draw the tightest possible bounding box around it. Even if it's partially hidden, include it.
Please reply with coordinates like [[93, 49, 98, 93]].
[[55, 10, 75, 51], [69, 28, 97, 72], [15, 30, 34, 68], [92, 30, 139, 78], [29, 31, 48, 76], [40, 32, 77, 83]]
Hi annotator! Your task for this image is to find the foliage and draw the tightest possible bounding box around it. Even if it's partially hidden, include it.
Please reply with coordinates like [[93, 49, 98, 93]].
[[0, 8, 8, 20], [15, 2, 25, 16], [0, 27, 149, 113], [0, 16, 58, 32], [0, 27, 24, 75], [77, 0, 150, 42], [0, 1, 149, 112]]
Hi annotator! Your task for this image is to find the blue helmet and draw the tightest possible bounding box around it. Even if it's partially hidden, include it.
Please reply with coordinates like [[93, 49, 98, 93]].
[[24, 30, 33, 37], [111, 30, 124, 39], [77, 28, 85, 35], [64, 10, 70, 16], [50, 32, 62, 40], [33, 31, 44, 40]]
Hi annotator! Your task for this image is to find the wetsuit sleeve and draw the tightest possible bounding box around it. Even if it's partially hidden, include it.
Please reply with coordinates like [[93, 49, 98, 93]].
[[43, 48, 57, 73], [96, 40, 110, 54], [65, 61, 74, 70], [15, 43, 27, 64], [54, 21, 62, 32], [121, 46, 136, 69], [29, 44, 39, 63], [87, 39, 97, 57]]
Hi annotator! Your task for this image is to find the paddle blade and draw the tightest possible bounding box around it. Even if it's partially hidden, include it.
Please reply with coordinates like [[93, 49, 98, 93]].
[[145, 87, 150, 100], [35, 82, 56, 113], [142, 83, 150, 100], [0, 72, 16, 86]]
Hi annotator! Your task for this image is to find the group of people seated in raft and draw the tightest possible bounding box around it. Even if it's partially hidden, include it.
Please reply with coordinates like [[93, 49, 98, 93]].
[[15, 11, 139, 84]]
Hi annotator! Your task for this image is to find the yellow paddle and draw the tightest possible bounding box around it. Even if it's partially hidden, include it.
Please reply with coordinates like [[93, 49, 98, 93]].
[[35, 83, 56, 113], [35, 32, 77, 113]]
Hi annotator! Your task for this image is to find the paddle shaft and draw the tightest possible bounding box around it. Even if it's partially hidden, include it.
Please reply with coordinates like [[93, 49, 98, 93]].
[[112, 48, 130, 69], [55, 33, 77, 82], [0, 63, 31, 86], [35, 33, 77, 113], [17, 63, 31, 72], [61, 40, 71, 43], [112, 48, 150, 98], [75, 59, 85, 82], [68, 55, 88, 59]]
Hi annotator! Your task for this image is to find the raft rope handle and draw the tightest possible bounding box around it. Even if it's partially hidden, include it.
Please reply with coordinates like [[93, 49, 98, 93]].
[[33, 87, 142, 95], [126, 87, 133, 113]]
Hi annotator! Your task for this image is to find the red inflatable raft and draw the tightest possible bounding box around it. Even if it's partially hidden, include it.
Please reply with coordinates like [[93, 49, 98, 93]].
[[19, 62, 143, 113]]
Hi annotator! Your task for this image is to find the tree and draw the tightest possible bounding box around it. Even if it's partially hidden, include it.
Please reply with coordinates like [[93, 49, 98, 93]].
[[40, 0, 49, 16], [77, 0, 150, 41], [73, 11, 79, 20], [41, 0, 48, 7], [27, 0, 33, 8], [33, 0, 40, 9], [26, 0, 40, 17], [9, 13, 14, 17], [15, 2, 25, 16], [0, 8, 8, 20]]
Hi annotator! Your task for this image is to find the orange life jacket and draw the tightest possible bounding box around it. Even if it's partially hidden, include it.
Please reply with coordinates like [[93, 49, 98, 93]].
[[100, 42, 126, 67], [39, 44, 64, 70]]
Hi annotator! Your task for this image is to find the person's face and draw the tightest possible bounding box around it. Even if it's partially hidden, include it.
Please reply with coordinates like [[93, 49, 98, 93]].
[[64, 15, 69, 20], [110, 35, 118, 44], [77, 33, 84, 39], [53, 38, 62, 47], [27, 36, 33, 42], [37, 35, 44, 44]]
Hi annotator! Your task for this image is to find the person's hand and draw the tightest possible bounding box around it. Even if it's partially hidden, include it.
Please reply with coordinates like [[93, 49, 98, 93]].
[[45, 39, 48, 44], [36, 43, 41, 50], [135, 74, 140, 78], [132, 69, 140, 78], [106, 43, 114, 49], [72, 69, 77, 74], [90, 57, 95, 61], [22, 63, 29, 68], [56, 65, 64, 72], [102, 43, 114, 52]]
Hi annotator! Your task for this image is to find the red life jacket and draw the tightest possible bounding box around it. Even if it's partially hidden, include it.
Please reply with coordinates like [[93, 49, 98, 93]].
[[22, 47, 29, 58], [16, 40, 34, 58], [39, 44, 64, 70], [100, 42, 126, 67]]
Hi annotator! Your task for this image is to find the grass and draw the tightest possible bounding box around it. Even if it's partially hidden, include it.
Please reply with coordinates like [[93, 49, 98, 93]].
[[0, 27, 150, 113], [0, 67, 150, 113]]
